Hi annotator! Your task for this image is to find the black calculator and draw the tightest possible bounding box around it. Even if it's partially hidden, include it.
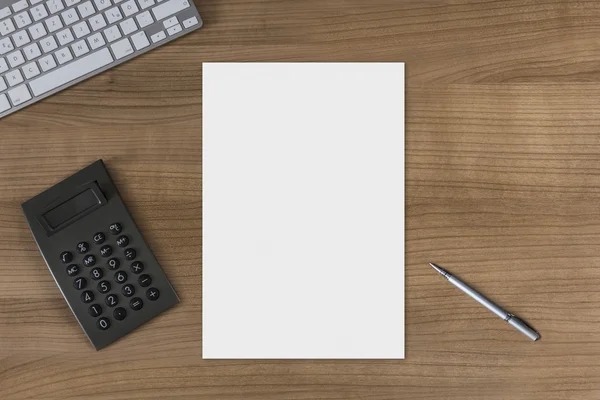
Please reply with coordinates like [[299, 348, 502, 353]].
[[22, 160, 179, 350]]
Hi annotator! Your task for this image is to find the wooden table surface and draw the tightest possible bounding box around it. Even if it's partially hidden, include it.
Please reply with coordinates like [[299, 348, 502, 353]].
[[1, 0, 600, 398]]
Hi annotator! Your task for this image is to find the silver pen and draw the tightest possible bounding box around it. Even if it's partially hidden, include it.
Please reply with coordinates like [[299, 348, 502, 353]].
[[429, 263, 540, 341]]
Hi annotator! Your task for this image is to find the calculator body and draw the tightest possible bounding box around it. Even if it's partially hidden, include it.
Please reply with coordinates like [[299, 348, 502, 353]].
[[22, 159, 179, 350]]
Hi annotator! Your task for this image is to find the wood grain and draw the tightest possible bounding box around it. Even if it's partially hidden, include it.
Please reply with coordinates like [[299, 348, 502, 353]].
[[1, 0, 600, 398]]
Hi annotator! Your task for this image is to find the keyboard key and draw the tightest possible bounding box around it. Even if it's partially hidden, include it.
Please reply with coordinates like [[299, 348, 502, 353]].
[[7, 50, 25, 68], [55, 47, 73, 64], [113, 307, 127, 320], [130, 30, 148, 50], [97, 317, 110, 330], [72, 21, 90, 37], [0, 18, 16, 35], [182, 16, 198, 29], [57, 27, 74, 45], [103, 25, 121, 42], [60, 251, 73, 264], [89, 304, 102, 317], [138, 273, 151, 287], [40, 35, 58, 52], [0, 76, 6, 90], [77, 1, 94, 18], [87, 32, 105, 49], [12, 0, 28, 13], [81, 290, 94, 303], [151, 0, 189, 21], [29, 47, 113, 96], [120, 0, 137, 17], [150, 30, 165, 43], [31, 0, 45, 4], [23, 61, 41, 78], [65, 0, 82, 6], [9, 84, 31, 106], [162, 16, 176, 28], [46, 0, 65, 14], [98, 280, 111, 293], [138, 0, 154, 10], [146, 287, 159, 300], [0, 58, 7, 73], [0, 7, 11, 20], [135, 10, 152, 27], [12, 30, 30, 47], [38, 54, 56, 71], [6, 69, 24, 86], [121, 284, 135, 297], [105, 6, 122, 23], [110, 37, 132, 59], [31, 5, 49, 21], [105, 293, 118, 307], [94, 0, 111, 11], [28, 22, 47, 39], [130, 260, 144, 273], [0, 37, 14, 55], [71, 39, 89, 56], [45, 15, 62, 32], [14, 11, 33, 29], [129, 297, 143, 311], [23, 43, 41, 60], [0, 94, 10, 113], [89, 13, 107, 31], [119, 17, 136, 35], [167, 23, 181, 36], [61, 8, 79, 25]]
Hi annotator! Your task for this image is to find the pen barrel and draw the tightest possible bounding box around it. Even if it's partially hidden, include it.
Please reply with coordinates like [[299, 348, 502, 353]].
[[507, 315, 540, 341], [448, 275, 508, 319]]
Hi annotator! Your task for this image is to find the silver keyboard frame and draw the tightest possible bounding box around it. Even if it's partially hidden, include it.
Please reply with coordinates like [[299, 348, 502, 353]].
[[0, 0, 202, 120]]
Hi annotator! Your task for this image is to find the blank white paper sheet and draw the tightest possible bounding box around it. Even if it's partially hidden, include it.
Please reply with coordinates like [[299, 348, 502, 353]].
[[202, 63, 405, 359]]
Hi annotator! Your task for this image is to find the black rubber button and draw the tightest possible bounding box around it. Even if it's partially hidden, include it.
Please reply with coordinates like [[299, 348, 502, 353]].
[[105, 294, 119, 307], [83, 254, 96, 267], [130, 261, 144, 274], [76, 242, 89, 254], [100, 245, 112, 257], [114, 270, 127, 284], [138, 274, 152, 287], [130, 297, 143, 311], [97, 317, 110, 330], [90, 267, 103, 280], [146, 287, 160, 301], [73, 277, 87, 290], [97, 280, 111, 294], [60, 251, 73, 264], [116, 235, 129, 247], [66, 264, 79, 277], [113, 307, 127, 321], [88, 304, 102, 317], [124, 248, 136, 261], [121, 284, 135, 297], [107, 257, 120, 270], [81, 290, 94, 303], [109, 223, 122, 235], [93, 232, 106, 244]]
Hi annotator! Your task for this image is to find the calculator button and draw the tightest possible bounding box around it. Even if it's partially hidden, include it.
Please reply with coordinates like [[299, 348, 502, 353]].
[[73, 277, 87, 290], [114, 270, 127, 284], [83, 254, 96, 267], [97, 280, 111, 294], [130, 261, 144, 274], [88, 304, 102, 317], [113, 307, 127, 321], [121, 283, 135, 297], [105, 294, 119, 307], [76, 241, 89, 254], [100, 245, 112, 257], [146, 287, 160, 301], [109, 222, 122, 235], [93, 232, 106, 244], [107, 257, 120, 270], [90, 267, 103, 280], [130, 297, 143, 311], [97, 317, 110, 330], [60, 251, 73, 264], [124, 248, 136, 260], [116, 235, 129, 247], [138, 274, 152, 287], [81, 290, 94, 303], [66, 264, 79, 276]]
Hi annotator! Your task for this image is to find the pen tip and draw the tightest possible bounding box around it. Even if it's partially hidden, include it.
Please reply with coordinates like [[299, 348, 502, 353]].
[[429, 263, 446, 275]]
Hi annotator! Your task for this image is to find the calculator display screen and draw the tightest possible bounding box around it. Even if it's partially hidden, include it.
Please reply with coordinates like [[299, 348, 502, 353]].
[[43, 189, 101, 229]]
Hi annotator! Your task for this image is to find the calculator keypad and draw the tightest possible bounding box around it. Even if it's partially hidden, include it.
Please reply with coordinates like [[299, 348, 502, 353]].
[[61, 222, 161, 333]]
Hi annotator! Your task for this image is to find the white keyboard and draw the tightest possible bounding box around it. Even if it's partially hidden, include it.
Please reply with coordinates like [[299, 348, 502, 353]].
[[0, 0, 202, 119]]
